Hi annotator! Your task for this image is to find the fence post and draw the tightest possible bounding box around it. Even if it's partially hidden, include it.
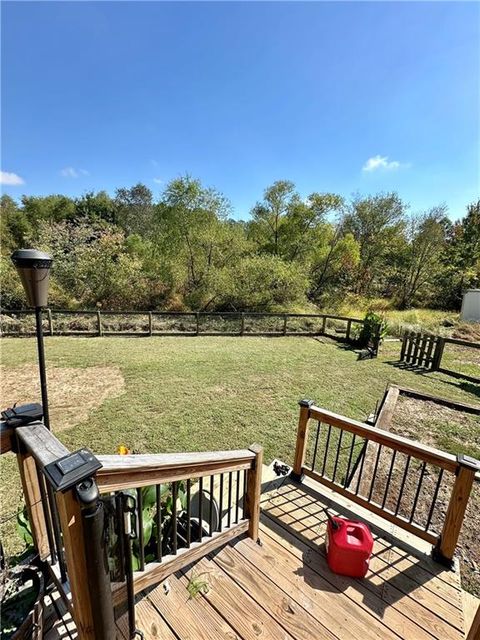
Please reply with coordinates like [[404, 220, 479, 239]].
[[245, 444, 263, 542], [240, 312, 245, 336], [148, 311, 153, 336], [283, 314, 288, 335], [96, 310, 103, 337], [399, 332, 408, 361], [431, 336, 445, 371], [196, 312, 200, 336], [291, 399, 314, 482], [434, 454, 480, 566], [346, 319, 352, 341], [321, 316, 327, 335], [47, 309, 54, 336]]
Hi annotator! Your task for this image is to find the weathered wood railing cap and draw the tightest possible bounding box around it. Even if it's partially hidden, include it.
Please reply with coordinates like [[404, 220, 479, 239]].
[[301, 402, 459, 472]]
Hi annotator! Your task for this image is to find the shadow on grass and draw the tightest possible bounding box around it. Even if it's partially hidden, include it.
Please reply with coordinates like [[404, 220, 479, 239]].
[[386, 360, 480, 400]]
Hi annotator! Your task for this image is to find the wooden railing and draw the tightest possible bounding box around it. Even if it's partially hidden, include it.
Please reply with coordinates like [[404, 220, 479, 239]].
[[292, 400, 480, 565], [0, 420, 263, 639], [0, 307, 369, 343], [96, 446, 263, 607]]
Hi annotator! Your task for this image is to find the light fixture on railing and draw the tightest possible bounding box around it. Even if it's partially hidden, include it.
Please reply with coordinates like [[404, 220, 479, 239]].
[[11, 249, 53, 429]]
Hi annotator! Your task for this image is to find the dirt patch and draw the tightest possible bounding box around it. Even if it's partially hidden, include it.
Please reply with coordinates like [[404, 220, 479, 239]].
[[453, 323, 480, 342], [0, 364, 125, 432]]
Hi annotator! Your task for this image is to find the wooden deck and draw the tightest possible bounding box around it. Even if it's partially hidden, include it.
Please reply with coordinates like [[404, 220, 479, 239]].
[[110, 471, 467, 640]]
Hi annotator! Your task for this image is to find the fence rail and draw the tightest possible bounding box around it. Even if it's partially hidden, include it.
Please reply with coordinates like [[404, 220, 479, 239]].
[[399, 331, 480, 382], [292, 400, 480, 565], [0, 307, 368, 342]]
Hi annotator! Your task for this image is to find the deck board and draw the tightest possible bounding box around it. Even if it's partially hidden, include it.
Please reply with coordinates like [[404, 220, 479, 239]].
[[117, 474, 466, 640]]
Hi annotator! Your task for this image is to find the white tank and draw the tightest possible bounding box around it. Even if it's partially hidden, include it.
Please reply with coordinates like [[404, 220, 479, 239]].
[[460, 289, 480, 322]]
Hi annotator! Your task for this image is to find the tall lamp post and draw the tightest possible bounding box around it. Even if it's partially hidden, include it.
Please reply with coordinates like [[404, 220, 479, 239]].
[[11, 249, 53, 430]]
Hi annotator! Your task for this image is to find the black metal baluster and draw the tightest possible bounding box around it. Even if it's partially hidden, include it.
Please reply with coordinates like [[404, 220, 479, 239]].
[[227, 472, 233, 528], [395, 456, 411, 516], [136, 488, 145, 571], [355, 440, 369, 494], [409, 461, 427, 523], [332, 430, 344, 484], [311, 421, 321, 471], [382, 450, 397, 509], [172, 482, 178, 555], [242, 470, 247, 520], [235, 470, 240, 524], [35, 467, 56, 564], [367, 444, 383, 502], [343, 434, 357, 487], [198, 477, 203, 542], [425, 469, 444, 532], [156, 484, 162, 561], [115, 492, 126, 577], [321, 425, 332, 476], [218, 474, 224, 532], [209, 475, 215, 535], [186, 479, 191, 547]]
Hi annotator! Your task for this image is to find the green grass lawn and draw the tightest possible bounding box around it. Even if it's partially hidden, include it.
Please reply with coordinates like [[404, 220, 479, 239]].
[[1, 335, 479, 556]]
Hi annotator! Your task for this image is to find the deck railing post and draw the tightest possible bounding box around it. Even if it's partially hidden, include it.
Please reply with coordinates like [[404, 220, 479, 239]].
[[291, 399, 314, 482], [16, 450, 50, 560], [433, 454, 480, 566], [56, 477, 115, 639], [245, 444, 263, 543]]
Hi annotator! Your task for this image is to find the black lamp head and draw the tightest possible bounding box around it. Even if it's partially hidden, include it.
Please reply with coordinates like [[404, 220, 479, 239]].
[[11, 249, 53, 308]]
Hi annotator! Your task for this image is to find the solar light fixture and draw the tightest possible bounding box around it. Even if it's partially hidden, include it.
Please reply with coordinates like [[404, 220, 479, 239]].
[[11, 249, 53, 429]]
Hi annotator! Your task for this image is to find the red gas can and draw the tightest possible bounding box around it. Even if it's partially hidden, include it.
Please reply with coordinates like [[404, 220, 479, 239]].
[[325, 511, 373, 578]]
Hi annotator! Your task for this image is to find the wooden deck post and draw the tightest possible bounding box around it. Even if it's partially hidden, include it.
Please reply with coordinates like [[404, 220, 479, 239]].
[[434, 455, 480, 566], [245, 444, 263, 542], [55, 489, 97, 639], [17, 451, 50, 560], [291, 399, 314, 482]]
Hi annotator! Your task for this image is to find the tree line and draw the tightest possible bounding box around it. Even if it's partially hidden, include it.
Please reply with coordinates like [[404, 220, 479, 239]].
[[1, 177, 479, 312]]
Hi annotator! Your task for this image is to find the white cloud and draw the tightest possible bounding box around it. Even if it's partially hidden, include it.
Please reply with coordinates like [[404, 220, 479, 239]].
[[153, 177, 163, 184], [362, 155, 404, 172], [60, 167, 89, 178], [1, 171, 25, 185]]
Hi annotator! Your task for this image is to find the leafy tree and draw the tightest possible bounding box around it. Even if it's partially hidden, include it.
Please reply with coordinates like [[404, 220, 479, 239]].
[[75, 191, 117, 224], [21, 194, 76, 225], [114, 183, 155, 236]]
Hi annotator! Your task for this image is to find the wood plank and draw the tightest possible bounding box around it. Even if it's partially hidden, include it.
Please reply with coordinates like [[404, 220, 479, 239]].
[[97, 450, 254, 492], [260, 516, 462, 640], [234, 536, 399, 640], [265, 480, 463, 594], [213, 544, 339, 640], [375, 385, 400, 429], [307, 405, 458, 472], [261, 497, 464, 639], [55, 489, 96, 639], [395, 385, 480, 415], [116, 597, 179, 640], [147, 572, 241, 639], [16, 422, 69, 468], [112, 521, 249, 607], [192, 555, 296, 640]]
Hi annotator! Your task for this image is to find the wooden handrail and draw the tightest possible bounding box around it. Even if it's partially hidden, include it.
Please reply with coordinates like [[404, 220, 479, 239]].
[[307, 404, 458, 472], [96, 449, 256, 492]]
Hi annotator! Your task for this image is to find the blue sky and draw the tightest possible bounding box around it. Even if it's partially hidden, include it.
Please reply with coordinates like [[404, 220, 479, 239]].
[[1, 1, 479, 220]]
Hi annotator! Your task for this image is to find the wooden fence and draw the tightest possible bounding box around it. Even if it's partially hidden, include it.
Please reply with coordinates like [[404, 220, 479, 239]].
[[0, 308, 368, 342], [399, 331, 480, 383]]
